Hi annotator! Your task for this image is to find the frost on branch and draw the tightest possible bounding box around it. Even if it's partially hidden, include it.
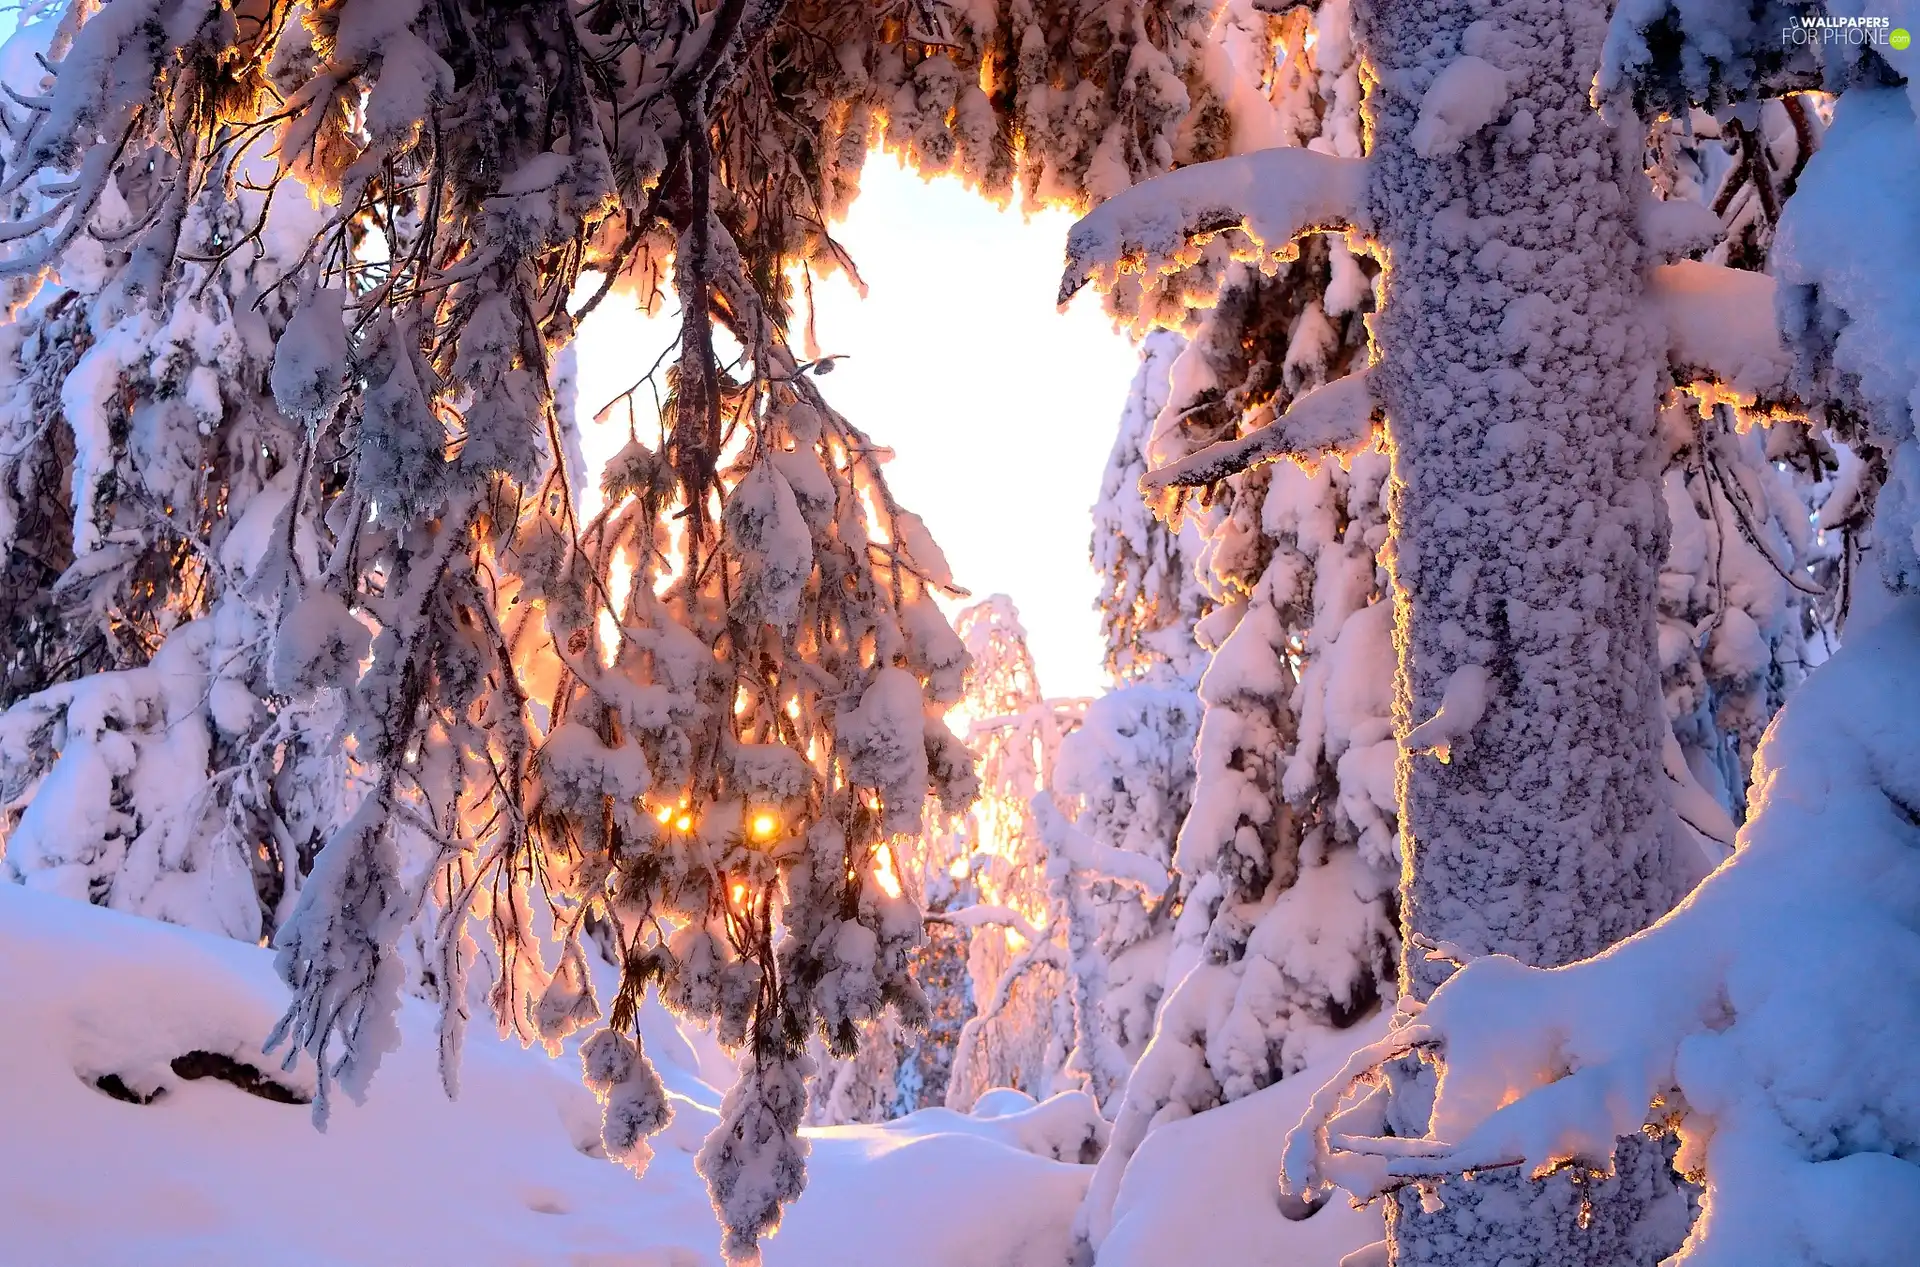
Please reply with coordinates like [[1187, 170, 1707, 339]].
[[1140, 368, 1378, 491], [1399, 664, 1490, 764], [1650, 261, 1796, 412], [1285, 601, 1920, 1267], [1059, 148, 1369, 316], [1409, 56, 1511, 158]]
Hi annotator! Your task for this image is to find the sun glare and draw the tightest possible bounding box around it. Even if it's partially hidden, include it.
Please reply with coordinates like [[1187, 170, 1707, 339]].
[[567, 146, 1131, 700], [872, 843, 903, 899]]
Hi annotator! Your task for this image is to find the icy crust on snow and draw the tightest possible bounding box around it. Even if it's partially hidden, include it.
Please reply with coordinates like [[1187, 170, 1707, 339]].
[[1289, 599, 1920, 1267], [0, 883, 1107, 1267]]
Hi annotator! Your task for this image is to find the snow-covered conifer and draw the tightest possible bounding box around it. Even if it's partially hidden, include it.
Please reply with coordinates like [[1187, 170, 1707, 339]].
[[1058, 0, 1883, 1260], [932, 597, 1083, 1111], [1284, 34, 1920, 1267], [1071, 7, 1408, 1255], [0, 25, 350, 940], [1092, 331, 1209, 687]]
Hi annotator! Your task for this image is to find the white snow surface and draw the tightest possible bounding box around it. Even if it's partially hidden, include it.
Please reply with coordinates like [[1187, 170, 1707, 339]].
[[1289, 600, 1920, 1267], [0, 881, 1387, 1266], [1098, 1016, 1387, 1267], [0, 883, 1093, 1266]]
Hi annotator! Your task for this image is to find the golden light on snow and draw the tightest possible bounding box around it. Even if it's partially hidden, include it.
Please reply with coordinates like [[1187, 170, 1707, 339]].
[[597, 545, 634, 667], [674, 812, 694, 833], [872, 843, 903, 899], [750, 812, 780, 841]]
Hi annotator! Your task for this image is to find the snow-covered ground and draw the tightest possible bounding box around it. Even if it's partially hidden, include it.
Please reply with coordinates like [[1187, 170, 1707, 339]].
[[0, 884, 1377, 1266]]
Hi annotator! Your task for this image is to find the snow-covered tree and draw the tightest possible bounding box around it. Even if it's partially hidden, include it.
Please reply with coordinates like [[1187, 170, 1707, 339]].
[[1057, 0, 1879, 1262], [1091, 331, 1209, 687], [931, 596, 1083, 1111], [0, 20, 350, 941], [1071, 7, 1409, 1256], [1281, 31, 1920, 1267], [927, 595, 1199, 1117], [1039, 682, 1199, 1105]]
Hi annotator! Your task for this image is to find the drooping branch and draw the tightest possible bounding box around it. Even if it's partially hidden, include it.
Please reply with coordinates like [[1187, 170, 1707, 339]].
[[1139, 367, 1378, 491], [1651, 261, 1800, 414], [1058, 149, 1371, 306]]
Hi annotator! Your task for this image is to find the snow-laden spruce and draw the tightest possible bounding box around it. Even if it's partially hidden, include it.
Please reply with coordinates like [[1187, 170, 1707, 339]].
[[1068, 8, 1410, 1259], [1284, 597, 1920, 1267], [0, 0, 1233, 1258], [1281, 49, 1920, 1267], [1090, 331, 1211, 688], [1058, 0, 1877, 1263]]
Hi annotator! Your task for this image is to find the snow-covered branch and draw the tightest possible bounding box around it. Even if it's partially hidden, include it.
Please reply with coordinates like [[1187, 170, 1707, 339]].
[[1284, 604, 1920, 1263], [1032, 792, 1171, 892], [1059, 149, 1370, 306], [1400, 664, 1491, 765], [1139, 368, 1378, 491], [925, 904, 1047, 946], [1651, 261, 1798, 412]]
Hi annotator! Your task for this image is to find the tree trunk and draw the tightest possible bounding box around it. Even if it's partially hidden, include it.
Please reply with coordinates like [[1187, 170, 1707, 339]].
[[1356, 0, 1689, 1260]]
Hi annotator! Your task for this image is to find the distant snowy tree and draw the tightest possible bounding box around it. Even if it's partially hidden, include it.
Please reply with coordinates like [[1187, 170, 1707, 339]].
[[1041, 682, 1196, 1102], [888, 867, 974, 1115], [929, 597, 1199, 1116], [1092, 331, 1209, 687], [933, 597, 1082, 1111]]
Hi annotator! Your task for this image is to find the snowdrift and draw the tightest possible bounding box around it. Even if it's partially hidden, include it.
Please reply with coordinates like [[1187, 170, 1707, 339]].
[[0, 884, 1093, 1267], [0, 884, 1372, 1266]]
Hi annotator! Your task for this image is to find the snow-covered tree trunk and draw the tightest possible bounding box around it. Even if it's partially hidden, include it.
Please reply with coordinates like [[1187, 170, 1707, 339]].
[[1357, 0, 1683, 1260]]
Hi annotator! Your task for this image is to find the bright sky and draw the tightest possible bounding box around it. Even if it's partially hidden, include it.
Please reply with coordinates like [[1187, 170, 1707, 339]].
[[572, 152, 1141, 699]]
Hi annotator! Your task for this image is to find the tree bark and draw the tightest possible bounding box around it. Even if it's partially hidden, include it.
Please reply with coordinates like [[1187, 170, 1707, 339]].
[[1356, 0, 1690, 1260]]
